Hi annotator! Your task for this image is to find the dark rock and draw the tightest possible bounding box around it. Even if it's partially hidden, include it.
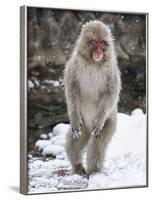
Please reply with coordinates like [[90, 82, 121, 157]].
[[77, 12, 96, 24], [59, 12, 80, 48], [41, 17, 61, 49]]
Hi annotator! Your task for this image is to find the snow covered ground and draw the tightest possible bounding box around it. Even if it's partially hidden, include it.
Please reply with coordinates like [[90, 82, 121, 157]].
[[28, 109, 147, 194]]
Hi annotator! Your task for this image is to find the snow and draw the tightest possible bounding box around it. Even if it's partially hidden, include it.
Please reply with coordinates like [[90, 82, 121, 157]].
[[42, 144, 64, 156], [35, 140, 51, 151], [28, 80, 34, 89], [52, 123, 70, 136], [28, 80, 40, 89], [28, 109, 147, 194], [44, 80, 60, 87], [51, 135, 66, 146], [131, 108, 144, 116], [40, 133, 48, 139]]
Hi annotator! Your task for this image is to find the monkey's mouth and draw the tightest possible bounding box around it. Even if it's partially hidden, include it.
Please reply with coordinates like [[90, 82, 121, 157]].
[[92, 49, 104, 62]]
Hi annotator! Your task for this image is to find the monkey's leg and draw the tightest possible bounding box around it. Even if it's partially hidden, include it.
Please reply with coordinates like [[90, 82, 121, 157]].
[[87, 115, 116, 174], [65, 124, 90, 175]]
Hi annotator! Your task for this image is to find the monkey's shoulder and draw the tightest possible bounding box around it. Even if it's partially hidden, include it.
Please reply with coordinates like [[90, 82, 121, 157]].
[[64, 58, 78, 82]]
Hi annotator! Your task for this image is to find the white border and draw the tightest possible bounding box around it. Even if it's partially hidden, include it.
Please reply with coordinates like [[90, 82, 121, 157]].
[[0, 0, 151, 200]]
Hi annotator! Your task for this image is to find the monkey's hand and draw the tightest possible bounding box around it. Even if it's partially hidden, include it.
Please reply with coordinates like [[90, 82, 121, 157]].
[[91, 118, 104, 137], [71, 115, 82, 140], [72, 127, 81, 140], [91, 126, 100, 136]]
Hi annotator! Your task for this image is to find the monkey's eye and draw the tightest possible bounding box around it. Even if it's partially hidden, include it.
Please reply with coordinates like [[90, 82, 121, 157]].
[[101, 40, 109, 47], [87, 40, 95, 46]]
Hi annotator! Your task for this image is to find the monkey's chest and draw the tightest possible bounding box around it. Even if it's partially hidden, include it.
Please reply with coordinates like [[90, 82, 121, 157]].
[[79, 68, 106, 101], [79, 68, 106, 126]]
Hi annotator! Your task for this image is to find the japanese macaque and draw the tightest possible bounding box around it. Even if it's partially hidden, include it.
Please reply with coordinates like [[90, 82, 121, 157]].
[[64, 20, 121, 176]]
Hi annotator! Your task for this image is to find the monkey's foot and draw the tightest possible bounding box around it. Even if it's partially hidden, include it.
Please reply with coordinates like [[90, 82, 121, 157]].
[[73, 164, 86, 176], [87, 167, 101, 176], [83, 173, 90, 179], [72, 128, 81, 140]]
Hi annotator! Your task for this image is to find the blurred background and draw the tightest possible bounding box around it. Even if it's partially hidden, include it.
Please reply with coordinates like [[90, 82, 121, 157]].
[[27, 7, 146, 153]]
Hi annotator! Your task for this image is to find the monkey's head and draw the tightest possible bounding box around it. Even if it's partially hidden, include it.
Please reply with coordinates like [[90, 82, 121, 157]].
[[77, 20, 114, 64]]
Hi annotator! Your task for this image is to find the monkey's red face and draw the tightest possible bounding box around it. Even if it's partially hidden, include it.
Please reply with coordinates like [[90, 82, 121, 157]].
[[89, 38, 109, 62]]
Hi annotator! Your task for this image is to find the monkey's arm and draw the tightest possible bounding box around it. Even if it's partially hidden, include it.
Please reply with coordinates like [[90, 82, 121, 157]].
[[92, 74, 121, 136], [64, 69, 82, 139]]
